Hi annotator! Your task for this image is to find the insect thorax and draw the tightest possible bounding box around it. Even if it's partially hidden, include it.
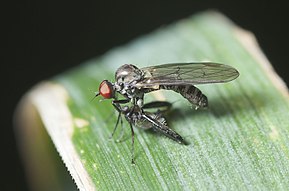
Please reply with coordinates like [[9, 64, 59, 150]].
[[115, 64, 145, 106], [115, 64, 144, 84], [117, 83, 143, 97]]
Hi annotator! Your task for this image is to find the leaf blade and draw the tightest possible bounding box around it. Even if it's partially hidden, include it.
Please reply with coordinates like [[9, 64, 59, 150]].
[[21, 11, 289, 190]]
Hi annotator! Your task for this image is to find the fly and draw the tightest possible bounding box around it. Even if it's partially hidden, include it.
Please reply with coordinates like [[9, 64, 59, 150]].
[[94, 62, 239, 163], [95, 62, 239, 109]]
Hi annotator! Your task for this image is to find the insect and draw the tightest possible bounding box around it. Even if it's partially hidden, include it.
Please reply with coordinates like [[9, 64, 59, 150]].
[[94, 62, 239, 163], [95, 62, 239, 109]]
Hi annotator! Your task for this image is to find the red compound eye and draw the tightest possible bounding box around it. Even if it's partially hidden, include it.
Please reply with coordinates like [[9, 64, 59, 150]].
[[99, 80, 114, 99]]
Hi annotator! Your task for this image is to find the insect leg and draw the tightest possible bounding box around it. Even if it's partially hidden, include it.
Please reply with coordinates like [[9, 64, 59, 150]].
[[129, 122, 135, 164], [112, 99, 130, 112], [113, 99, 130, 104], [116, 114, 125, 142], [142, 101, 172, 111], [142, 113, 184, 144], [109, 111, 122, 139], [111, 99, 129, 140]]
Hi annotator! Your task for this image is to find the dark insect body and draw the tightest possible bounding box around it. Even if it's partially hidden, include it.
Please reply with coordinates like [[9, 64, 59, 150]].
[[94, 62, 239, 163]]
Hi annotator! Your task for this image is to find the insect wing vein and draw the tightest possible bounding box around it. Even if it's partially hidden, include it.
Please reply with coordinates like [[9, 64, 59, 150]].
[[138, 62, 239, 87]]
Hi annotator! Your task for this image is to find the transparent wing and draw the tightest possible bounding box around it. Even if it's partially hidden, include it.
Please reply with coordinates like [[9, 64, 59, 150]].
[[136, 62, 239, 88]]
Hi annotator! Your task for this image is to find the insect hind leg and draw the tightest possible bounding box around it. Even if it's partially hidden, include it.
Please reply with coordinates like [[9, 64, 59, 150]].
[[142, 101, 172, 112], [141, 113, 185, 144]]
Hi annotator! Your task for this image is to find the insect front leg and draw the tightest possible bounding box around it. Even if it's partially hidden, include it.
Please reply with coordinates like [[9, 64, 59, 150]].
[[110, 99, 130, 140], [110, 111, 125, 142], [109, 111, 122, 139], [112, 99, 131, 113], [116, 115, 125, 142], [112, 99, 137, 164]]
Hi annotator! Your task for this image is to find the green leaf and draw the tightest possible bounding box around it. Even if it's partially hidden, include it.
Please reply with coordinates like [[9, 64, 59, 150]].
[[15, 11, 289, 190]]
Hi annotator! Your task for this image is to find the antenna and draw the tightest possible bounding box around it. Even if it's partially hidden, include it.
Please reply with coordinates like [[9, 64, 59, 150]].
[[90, 92, 100, 102]]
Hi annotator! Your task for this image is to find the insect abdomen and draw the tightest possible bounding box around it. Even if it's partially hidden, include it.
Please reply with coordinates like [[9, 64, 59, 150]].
[[160, 85, 208, 109]]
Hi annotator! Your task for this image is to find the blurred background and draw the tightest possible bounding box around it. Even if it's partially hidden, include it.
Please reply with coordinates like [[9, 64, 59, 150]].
[[2, 0, 288, 190]]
